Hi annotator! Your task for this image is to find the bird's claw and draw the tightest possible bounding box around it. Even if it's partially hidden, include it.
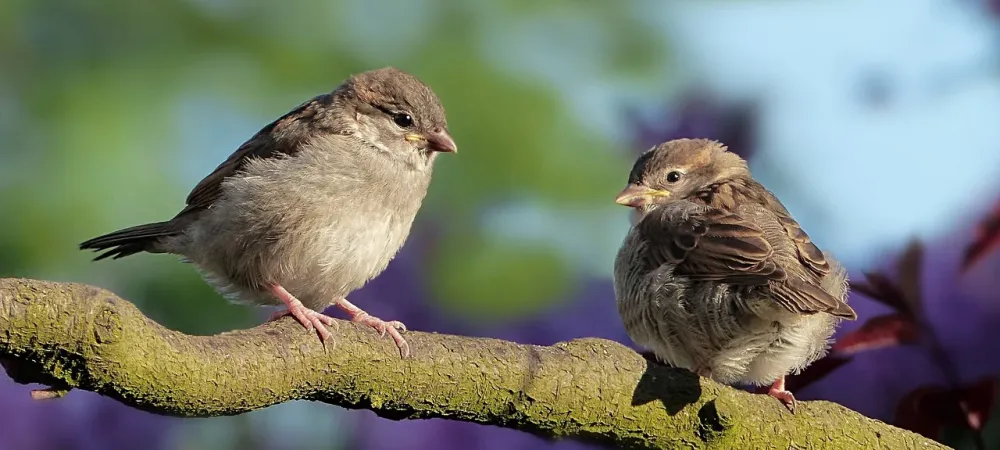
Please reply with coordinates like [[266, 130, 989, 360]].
[[351, 312, 409, 358], [270, 306, 338, 349], [768, 388, 797, 413], [268, 285, 338, 350], [767, 376, 797, 413], [335, 298, 410, 358]]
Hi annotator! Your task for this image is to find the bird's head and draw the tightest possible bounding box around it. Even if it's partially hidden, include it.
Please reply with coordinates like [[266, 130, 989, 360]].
[[615, 138, 749, 214], [334, 67, 457, 170]]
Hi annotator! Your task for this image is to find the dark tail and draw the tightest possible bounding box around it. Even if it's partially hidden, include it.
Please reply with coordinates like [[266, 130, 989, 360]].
[[79, 221, 178, 261]]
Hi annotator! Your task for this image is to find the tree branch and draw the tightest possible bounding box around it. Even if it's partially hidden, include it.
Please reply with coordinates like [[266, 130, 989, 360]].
[[0, 278, 945, 449]]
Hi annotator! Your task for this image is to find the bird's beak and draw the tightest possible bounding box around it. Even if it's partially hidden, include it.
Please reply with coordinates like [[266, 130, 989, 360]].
[[615, 184, 670, 207], [406, 128, 458, 154]]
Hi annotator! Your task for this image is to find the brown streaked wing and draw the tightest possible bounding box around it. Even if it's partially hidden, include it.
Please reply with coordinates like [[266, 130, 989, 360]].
[[175, 97, 324, 218], [770, 277, 858, 319], [638, 204, 785, 285], [774, 214, 830, 276], [729, 178, 831, 277]]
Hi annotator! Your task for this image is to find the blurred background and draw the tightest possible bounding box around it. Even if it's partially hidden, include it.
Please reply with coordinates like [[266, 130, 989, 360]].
[[2, 0, 1000, 449]]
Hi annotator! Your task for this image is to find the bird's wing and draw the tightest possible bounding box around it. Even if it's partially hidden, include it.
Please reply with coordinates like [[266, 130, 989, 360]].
[[766, 209, 854, 318], [773, 209, 830, 276], [176, 96, 330, 218], [638, 202, 854, 318], [769, 274, 857, 318], [743, 180, 831, 277], [638, 202, 785, 284]]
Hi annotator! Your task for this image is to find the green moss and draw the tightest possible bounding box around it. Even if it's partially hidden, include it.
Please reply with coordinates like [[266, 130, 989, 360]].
[[0, 278, 950, 449]]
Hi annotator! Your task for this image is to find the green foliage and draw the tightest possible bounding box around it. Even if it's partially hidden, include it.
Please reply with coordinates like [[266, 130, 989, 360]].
[[429, 230, 571, 320], [0, 0, 663, 342]]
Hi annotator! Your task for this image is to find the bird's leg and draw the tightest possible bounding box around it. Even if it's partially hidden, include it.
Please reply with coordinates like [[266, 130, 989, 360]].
[[267, 284, 337, 348], [767, 375, 797, 412], [334, 298, 409, 358]]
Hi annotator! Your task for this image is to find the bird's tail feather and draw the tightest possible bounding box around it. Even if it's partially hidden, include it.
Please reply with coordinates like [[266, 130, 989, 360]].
[[79, 221, 178, 261]]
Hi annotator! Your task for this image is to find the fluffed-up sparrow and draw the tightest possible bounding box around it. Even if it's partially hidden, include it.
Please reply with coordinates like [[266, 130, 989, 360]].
[[612, 138, 855, 410]]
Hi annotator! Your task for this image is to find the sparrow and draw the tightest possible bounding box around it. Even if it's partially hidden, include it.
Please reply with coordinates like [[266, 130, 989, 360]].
[[80, 67, 457, 358], [612, 138, 856, 411]]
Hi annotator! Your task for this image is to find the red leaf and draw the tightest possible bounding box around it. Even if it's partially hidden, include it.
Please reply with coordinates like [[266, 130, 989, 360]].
[[852, 241, 925, 318], [832, 314, 920, 356], [784, 355, 852, 392], [895, 386, 948, 439], [852, 272, 913, 316], [894, 378, 998, 440], [895, 240, 924, 316], [956, 378, 997, 432], [963, 200, 1000, 272]]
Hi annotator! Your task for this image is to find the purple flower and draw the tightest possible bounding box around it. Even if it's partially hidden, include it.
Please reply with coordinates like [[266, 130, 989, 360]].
[[0, 374, 176, 450], [349, 413, 609, 450], [799, 233, 1000, 422], [625, 89, 758, 160]]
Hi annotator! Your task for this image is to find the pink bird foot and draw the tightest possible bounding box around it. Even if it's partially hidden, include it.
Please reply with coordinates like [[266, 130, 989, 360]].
[[767, 375, 797, 413], [336, 298, 409, 358], [268, 284, 337, 349]]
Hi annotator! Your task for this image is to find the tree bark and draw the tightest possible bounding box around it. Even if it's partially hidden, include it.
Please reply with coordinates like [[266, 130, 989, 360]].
[[0, 278, 947, 449]]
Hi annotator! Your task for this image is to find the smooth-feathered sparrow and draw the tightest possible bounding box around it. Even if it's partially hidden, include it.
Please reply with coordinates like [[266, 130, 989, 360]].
[[80, 67, 457, 357], [612, 138, 856, 410]]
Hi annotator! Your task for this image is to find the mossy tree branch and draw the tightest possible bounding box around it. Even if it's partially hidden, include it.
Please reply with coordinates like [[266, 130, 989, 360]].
[[0, 278, 945, 449]]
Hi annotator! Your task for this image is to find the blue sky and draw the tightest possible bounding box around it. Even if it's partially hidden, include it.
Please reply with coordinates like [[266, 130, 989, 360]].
[[173, 0, 1000, 276], [650, 0, 1000, 268], [482, 0, 1000, 272]]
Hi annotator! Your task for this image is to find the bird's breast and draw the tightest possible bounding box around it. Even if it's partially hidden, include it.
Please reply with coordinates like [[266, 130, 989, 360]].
[[194, 148, 427, 303], [308, 196, 417, 282]]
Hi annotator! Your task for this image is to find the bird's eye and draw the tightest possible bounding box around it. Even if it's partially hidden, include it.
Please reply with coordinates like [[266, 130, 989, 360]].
[[392, 113, 414, 128], [666, 171, 682, 183]]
